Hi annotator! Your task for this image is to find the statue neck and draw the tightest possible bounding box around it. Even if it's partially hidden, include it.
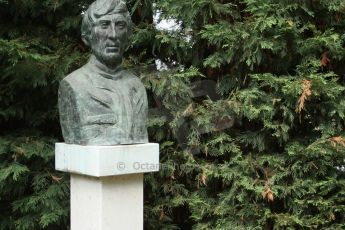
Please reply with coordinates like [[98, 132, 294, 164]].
[[89, 55, 123, 75]]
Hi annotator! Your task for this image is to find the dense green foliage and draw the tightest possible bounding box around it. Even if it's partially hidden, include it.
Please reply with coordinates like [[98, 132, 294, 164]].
[[0, 0, 90, 228], [1, 0, 345, 229]]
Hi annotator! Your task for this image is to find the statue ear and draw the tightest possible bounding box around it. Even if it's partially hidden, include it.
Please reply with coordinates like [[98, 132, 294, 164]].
[[82, 36, 90, 47]]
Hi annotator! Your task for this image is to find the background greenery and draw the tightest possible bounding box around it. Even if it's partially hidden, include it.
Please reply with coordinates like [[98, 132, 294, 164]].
[[1, 0, 345, 229]]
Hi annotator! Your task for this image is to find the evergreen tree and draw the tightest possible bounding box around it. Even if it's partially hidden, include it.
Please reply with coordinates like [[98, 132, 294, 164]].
[[0, 0, 91, 229], [140, 0, 345, 229]]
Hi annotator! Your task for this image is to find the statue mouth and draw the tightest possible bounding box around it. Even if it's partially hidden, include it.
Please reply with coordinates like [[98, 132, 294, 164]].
[[106, 46, 120, 53]]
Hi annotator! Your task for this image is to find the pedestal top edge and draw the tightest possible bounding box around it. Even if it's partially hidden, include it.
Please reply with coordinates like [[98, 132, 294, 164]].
[[55, 142, 159, 149]]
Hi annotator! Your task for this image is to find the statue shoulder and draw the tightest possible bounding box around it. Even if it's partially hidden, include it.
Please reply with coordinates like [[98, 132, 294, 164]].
[[59, 65, 91, 96], [123, 70, 145, 86], [62, 65, 89, 85], [122, 69, 139, 79]]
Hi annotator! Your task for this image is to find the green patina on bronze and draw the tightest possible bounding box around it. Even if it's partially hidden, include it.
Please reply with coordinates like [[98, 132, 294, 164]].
[[58, 0, 148, 145]]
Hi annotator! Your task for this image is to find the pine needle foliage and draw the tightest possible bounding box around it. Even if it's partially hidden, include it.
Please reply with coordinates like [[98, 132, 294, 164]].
[[0, 0, 90, 229], [1, 0, 345, 229], [139, 0, 345, 229], [0, 135, 69, 230]]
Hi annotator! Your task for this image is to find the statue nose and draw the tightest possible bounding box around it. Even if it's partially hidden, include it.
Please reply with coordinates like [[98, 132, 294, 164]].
[[110, 25, 118, 39]]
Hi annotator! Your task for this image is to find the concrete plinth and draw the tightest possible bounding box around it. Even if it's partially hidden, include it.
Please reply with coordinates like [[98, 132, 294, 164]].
[[55, 143, 159, 230], [71, 174, 143, 230]]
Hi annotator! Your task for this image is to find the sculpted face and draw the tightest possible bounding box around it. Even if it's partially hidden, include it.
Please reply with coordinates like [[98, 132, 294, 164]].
[[90, 13, 128, 68]]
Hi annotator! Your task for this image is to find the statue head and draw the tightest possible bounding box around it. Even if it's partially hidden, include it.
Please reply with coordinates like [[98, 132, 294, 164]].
[[81, 0, 132, 68]]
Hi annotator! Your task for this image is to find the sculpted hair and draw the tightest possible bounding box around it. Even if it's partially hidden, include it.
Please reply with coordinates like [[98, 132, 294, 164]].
[[81, 0, 132, 46]]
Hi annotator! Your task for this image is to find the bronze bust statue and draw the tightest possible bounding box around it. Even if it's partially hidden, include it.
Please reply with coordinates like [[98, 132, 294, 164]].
[[58, 0, 148, 145]]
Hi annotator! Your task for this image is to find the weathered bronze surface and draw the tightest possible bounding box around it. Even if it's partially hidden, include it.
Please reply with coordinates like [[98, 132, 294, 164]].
[[58, 0, 148, 145]]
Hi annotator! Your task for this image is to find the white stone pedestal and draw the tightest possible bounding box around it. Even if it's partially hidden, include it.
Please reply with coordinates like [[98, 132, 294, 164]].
[[55, 143, 159, 230]]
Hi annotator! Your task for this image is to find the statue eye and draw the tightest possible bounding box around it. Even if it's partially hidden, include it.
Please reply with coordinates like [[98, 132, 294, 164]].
[[116, 22, 126, 29], [99, 21, 110, 28]]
